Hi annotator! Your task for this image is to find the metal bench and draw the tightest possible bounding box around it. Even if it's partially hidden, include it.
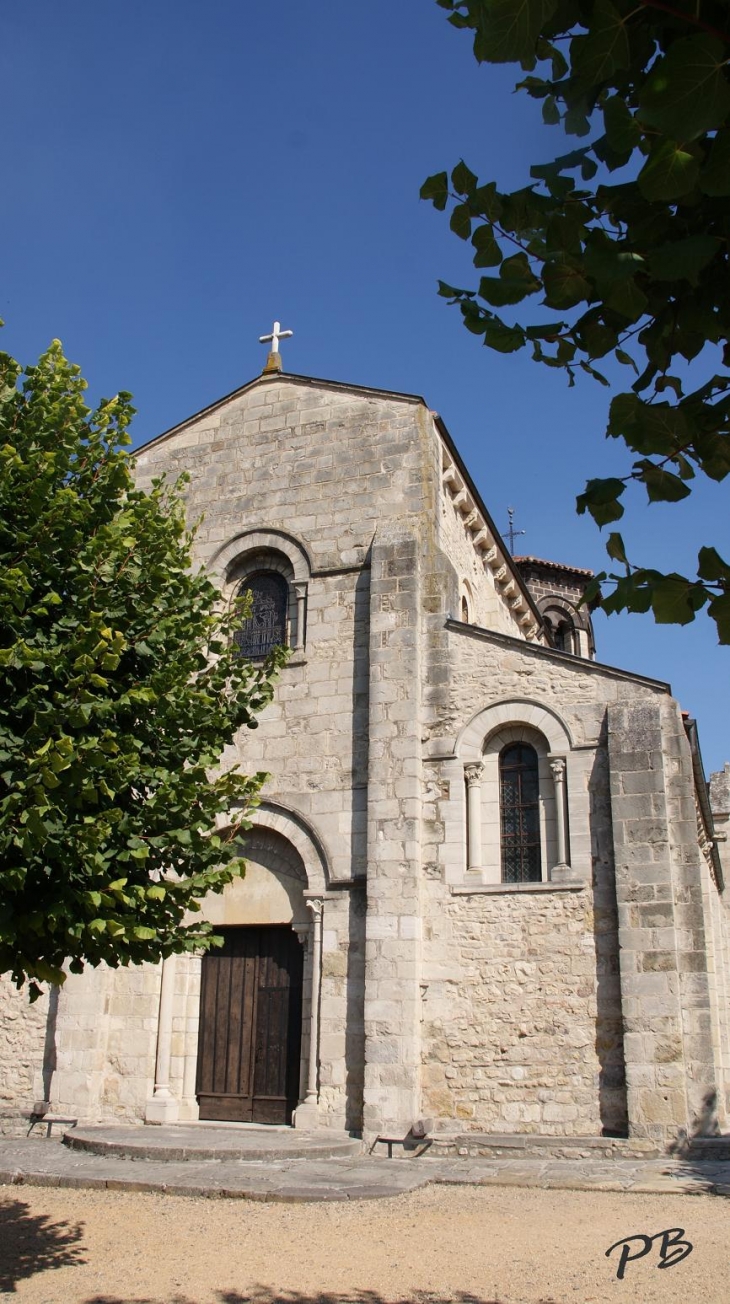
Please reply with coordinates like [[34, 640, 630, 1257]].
[[373, 1118, 433, 1158], [23, 1102, 78, 1138], [373, 1133, 409, 1158]]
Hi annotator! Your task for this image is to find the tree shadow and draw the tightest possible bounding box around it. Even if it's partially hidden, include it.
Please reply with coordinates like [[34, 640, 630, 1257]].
[[666, 1089, 729, 1156], [83, 1289, 558, 1304], [0, 1197, 86, 1292]]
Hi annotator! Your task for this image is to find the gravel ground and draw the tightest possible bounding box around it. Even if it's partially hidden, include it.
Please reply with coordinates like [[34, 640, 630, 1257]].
[[0, 1183, 726, 1304]]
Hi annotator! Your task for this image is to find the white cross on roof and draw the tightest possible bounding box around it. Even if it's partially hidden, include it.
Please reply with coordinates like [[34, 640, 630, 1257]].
[[259, 320, 293, 354]]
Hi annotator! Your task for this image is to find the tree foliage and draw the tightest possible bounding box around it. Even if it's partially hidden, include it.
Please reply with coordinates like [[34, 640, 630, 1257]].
[[0, 342, 285, 997], [422, 0, 730, 641]]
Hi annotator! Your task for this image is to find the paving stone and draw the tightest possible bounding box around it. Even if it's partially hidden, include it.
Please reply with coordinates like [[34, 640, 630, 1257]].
[[2, 1136, 730, 1202]]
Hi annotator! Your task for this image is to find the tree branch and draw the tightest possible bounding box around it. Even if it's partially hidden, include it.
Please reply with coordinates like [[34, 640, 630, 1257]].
[[639, 0, 730, 42]]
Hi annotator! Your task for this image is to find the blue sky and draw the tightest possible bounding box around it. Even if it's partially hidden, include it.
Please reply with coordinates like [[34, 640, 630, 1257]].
[[3, 0, 728, 772]]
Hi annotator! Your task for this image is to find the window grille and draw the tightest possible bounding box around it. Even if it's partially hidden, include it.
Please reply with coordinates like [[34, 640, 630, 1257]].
[[233, 572, 288, 658], [500, 742, 542, 883]]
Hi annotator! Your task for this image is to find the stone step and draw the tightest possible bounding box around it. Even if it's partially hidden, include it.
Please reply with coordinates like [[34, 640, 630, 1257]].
[[425, 1133, 662, 1161], [65, 1124, 363, 1163], [671, 1136, 730, 1162]]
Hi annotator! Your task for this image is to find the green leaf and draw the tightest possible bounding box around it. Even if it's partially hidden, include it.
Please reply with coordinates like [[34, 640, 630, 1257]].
[[605, 278, 647, 322], [603, 96, 641, 155], [647, 235, 720, 286], [708, 593, 730, 645], [697, 546, 730, 583], [451, 160, 478, 194], [542, 260, 591, 308], [583, 236, 644, 290], [700, 129, 730, 197], [637, 462, 693, 504], [615, 349, 638, 373], [606, 532, 628, 565], [579, 318, 618, 359], [483, 320, 526, 353], [420, 171, 449, 210], [478, 253, 540, 306], [471, 224, 503, 268], [475, 0, 559, 63], [438, 280, 469, 300], [542, 94, 560, 125], [608, 394, 689, 457], [132, 926, 157, 941], [450, 202, 472, 239], [564, 103, 591, 137], [650, 576, 708, 626], [472, 182, 503, 222], [576, 477, 627, 526], [571, 0, 629, 84], [637, 140, 701, 202], [639, 35, 730, 143]]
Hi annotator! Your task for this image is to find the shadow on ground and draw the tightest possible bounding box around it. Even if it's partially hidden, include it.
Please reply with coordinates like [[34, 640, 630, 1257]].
[[82, 1291, 558, 1304], [0, 1197, 86, 1292]]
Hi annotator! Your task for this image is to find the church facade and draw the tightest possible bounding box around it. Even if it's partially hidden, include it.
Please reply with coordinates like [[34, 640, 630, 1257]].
[[2, 359, 729, 1145]]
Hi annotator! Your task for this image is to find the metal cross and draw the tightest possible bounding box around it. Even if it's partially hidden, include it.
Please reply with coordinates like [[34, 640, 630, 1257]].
[[259, 320, 293, 354], [505, 506, 526, 554]]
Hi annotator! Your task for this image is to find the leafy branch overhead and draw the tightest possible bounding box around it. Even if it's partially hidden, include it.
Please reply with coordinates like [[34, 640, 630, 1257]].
[[0, 343, 287, 996], [422, 0, 730, 641]]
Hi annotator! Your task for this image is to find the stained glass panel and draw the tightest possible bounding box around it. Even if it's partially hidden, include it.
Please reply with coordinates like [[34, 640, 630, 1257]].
[[234, 572, 288, 659], [500, 742, 542, 884]]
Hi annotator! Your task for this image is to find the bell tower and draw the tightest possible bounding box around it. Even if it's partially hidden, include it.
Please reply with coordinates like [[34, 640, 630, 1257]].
[[513, 556, 597, 659]]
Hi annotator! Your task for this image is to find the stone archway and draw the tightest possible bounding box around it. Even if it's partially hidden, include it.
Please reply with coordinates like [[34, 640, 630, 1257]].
[[147, 814, 329, 1127], [194, 828, 308, 1124]]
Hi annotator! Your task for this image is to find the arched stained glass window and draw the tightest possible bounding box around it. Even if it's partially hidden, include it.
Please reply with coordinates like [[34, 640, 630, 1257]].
[[500, 742, 542, 883], [234, 572, 288, 659]]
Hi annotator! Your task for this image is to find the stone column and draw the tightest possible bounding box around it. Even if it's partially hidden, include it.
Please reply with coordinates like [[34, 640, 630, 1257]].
[[609, 699, 717, 1141], [145, 954, 179, 1124], [293, 582, 307, 653], [363, 525, 423, 1142], [548, 756, 571, 881], [293, 898, 323, 1129], [465, 762, 484, 873]]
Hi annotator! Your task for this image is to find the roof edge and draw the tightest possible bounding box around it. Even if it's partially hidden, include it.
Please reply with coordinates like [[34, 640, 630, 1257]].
[[435, 417, 546, 634], [446, 616, 671, 693], [132, 370, 427, 457]]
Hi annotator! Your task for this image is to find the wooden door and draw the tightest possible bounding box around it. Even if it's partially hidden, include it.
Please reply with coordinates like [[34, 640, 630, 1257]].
[[196, 925, 303, 1125]]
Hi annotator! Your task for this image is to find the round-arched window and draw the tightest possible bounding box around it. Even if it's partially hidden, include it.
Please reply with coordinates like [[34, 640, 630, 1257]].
[[499, 742, 542, 883], [233, 571, 289, 658]]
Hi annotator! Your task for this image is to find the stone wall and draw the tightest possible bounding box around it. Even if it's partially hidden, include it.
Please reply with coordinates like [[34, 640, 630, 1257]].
[[420, 884, 606, 1134], [0, 978, 47, 1135], [608, 698, 719, 1139], [416, 621, 679, 1137], [51, 963, 159, 1124]]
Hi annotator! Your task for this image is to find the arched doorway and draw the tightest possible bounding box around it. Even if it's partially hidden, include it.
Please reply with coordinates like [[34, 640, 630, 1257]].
[[195, 829, 307, 1124]]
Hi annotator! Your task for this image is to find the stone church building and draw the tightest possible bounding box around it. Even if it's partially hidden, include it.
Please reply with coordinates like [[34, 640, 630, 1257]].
[[2, 351, 730, 1146]]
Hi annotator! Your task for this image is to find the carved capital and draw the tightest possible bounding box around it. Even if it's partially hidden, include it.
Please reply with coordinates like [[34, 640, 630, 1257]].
[[306, 897, 324, 922], [293, 581, 308, 599], [464, 762, 484, 789], [550, 757, 566, 783]]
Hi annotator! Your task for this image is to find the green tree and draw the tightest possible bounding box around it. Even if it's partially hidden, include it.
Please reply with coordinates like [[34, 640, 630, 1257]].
[[0, 342, 285, 997], [422, 0, 730, 640]]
